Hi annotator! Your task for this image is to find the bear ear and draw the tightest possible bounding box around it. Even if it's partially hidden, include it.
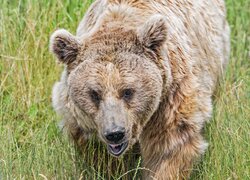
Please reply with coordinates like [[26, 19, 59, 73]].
[[138, 15, 167, 51], [50, 29, 80, 65]]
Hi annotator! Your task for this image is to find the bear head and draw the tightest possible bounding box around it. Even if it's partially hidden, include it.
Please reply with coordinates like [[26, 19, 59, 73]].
[[50, 15, 170, 157]]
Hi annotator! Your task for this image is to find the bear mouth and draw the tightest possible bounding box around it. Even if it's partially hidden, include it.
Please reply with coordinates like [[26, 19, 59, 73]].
[[107, 141, 128, 157]]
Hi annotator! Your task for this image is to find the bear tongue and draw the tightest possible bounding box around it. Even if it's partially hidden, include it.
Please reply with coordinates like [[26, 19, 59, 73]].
[[107, 142, 128, 156], [109, 144, 123, 154]]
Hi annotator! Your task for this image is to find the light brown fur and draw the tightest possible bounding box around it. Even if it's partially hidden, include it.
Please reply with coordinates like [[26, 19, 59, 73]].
[[50, 0, 230, 179]]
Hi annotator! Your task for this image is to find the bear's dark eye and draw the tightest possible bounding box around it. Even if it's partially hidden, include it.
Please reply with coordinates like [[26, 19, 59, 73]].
[[89, 90, 101, 105], [121, 89, 134, 101]]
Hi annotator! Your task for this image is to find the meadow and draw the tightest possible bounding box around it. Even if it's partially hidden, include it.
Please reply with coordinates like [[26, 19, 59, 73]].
[[0, 0, 249, 179]]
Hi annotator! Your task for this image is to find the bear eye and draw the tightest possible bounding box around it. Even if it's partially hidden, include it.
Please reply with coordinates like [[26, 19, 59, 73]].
[[121, 89, 134, 101], [89, 90, 101, 105]]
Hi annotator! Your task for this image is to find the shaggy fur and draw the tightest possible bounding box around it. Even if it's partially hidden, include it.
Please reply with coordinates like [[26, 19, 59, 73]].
[[50, 0, 230, 179]]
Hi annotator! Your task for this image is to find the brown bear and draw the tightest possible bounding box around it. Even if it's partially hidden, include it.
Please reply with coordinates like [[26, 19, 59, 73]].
[[50, 0, 230, 179]]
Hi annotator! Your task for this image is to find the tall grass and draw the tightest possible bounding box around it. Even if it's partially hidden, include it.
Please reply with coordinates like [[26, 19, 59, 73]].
[[0, 0, 249, 179]]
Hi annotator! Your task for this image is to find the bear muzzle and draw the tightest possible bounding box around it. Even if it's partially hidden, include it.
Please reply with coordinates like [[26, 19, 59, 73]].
[[102, 128, 129, 157]]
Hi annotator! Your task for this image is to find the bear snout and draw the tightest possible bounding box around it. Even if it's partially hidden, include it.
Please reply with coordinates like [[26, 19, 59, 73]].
[[101, 127, 130, 157], [104, 128, 126, 144]]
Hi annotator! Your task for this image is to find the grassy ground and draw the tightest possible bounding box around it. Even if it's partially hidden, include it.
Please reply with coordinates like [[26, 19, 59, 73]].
[[0, 0, 249, 179]]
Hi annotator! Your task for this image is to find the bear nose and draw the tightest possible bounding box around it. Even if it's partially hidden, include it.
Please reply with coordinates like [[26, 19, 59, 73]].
[[104, 130, 125, 144]]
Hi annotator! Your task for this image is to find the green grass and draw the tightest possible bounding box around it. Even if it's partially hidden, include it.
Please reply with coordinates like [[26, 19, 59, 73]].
[[0, 0, 249, 179]]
